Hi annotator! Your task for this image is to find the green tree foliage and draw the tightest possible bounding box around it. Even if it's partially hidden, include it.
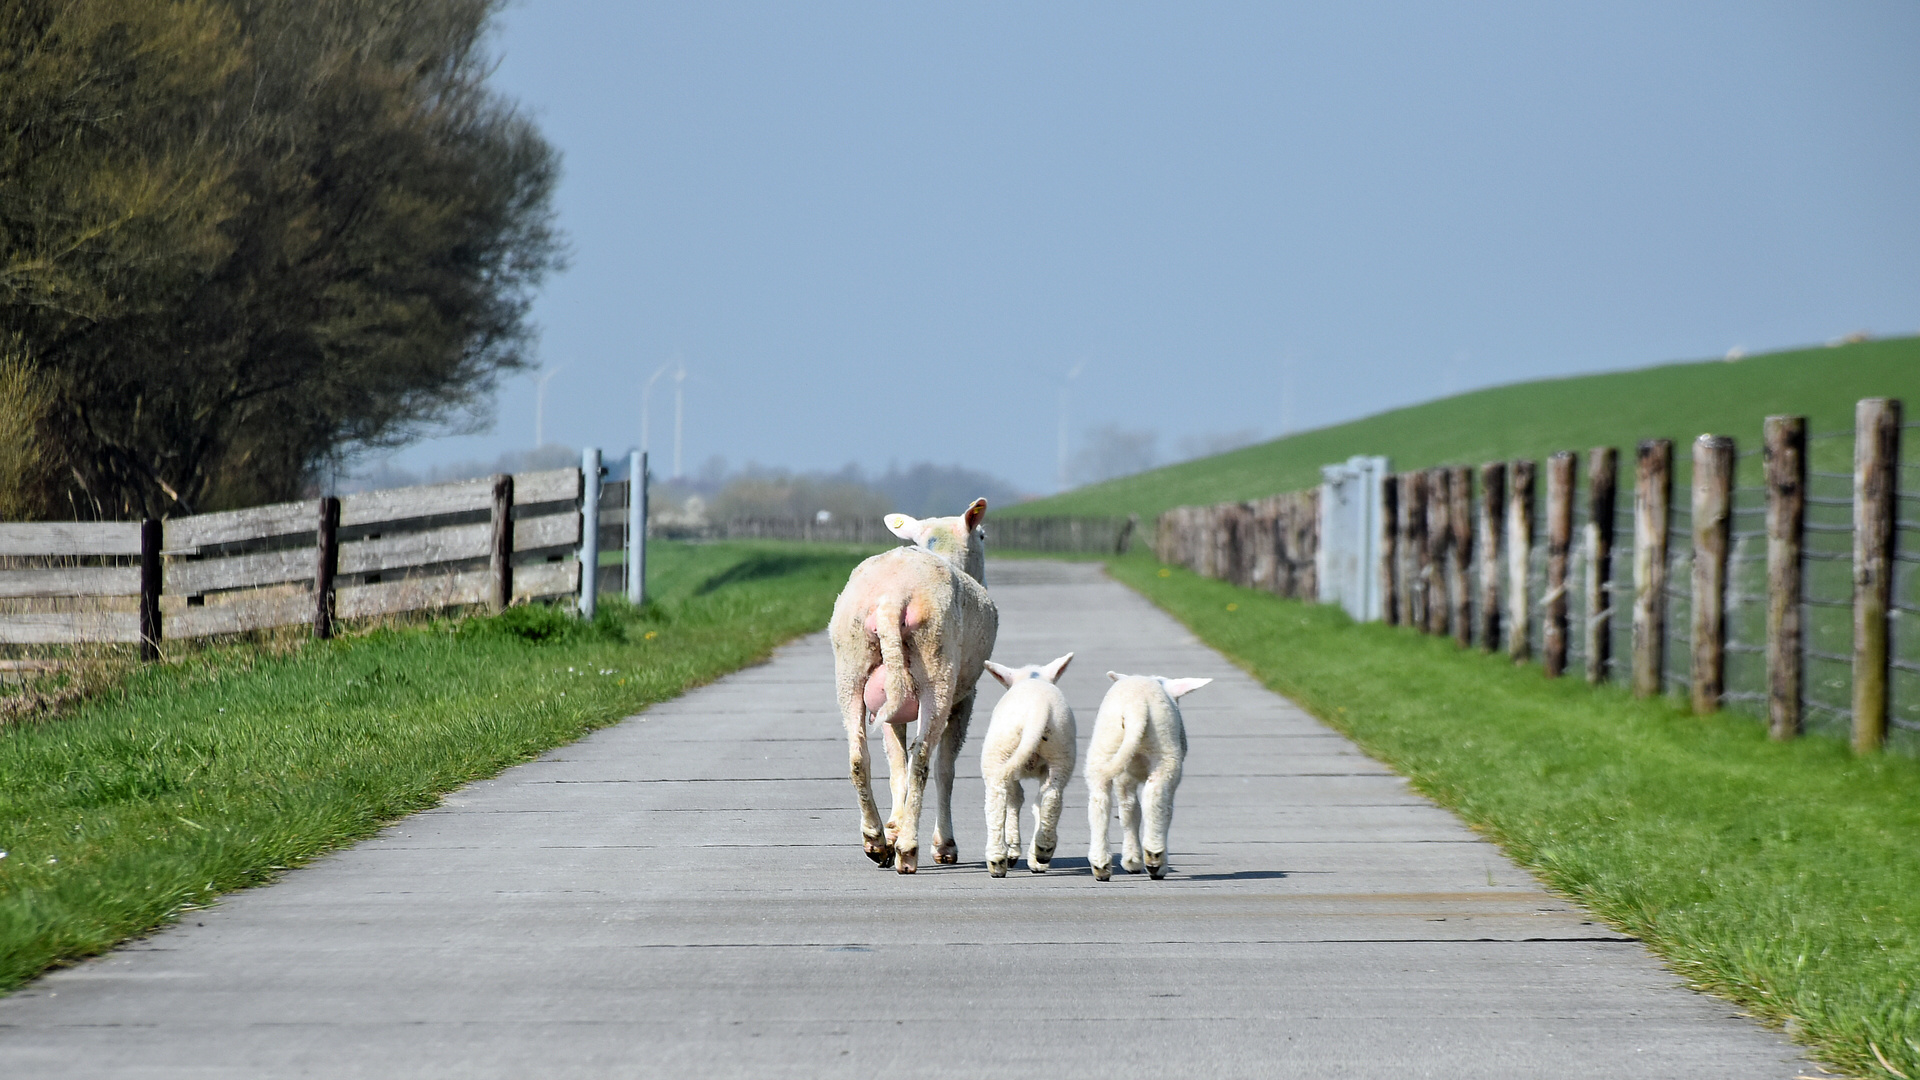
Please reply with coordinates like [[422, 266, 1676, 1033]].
[[0, 0, 562, 518]]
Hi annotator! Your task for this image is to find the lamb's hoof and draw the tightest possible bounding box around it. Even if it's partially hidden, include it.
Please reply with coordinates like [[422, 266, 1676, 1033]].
[[1145, 850, 1166, 880], [987, 858, 1008, 878], [896, 847, 919, 874], [1029, 860, 1050, 874], [1121, 856, 1144, 874], [1030, 844, 1055, 870], [934, 838, 959, 864], [1092, 862, 1112, 882], [864, 837, 895, 867]]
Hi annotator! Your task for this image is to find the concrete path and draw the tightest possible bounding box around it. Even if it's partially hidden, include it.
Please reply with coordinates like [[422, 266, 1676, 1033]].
[[1, 561, 1810, 1078]]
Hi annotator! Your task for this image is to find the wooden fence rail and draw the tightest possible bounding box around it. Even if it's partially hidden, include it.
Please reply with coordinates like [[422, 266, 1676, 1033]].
[[1154, 396, 1912, 753]]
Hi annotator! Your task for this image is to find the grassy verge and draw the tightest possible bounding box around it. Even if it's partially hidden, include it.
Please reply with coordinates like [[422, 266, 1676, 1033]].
[[0, 541, 872, 992], [1109, 556, 1920, 1080]]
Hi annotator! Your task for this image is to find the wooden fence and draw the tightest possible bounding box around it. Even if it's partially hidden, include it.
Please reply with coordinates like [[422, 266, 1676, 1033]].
[[0, 464, 633, 657], [1156, 398, 1918, 752], [1155, 490, 1321, 600], [657, 513, 1140, 555]]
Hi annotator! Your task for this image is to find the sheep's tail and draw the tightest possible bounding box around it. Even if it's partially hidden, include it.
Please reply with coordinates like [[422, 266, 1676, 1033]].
[[1011, 702, 1051, 771], [1113, 696, 1151, 768], [873, 594, 913, 724]]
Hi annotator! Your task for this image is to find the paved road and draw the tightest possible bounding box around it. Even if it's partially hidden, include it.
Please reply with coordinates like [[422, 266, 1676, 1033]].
[[1, 560, 1809, 1078]]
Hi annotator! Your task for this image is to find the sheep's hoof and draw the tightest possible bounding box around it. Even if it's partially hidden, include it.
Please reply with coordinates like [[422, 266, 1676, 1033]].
[[864, 837, 895, 867], [896, 847, 918, 874], [1144, 849, 1166, 879], [1029, 861, 1050, 874], [1092, 862, 1112, 882], [1121, 854, 1144, 874], [987, 858, 1008, 878], [934, 838, 959, 864], [1030, 844, 1054, 871]]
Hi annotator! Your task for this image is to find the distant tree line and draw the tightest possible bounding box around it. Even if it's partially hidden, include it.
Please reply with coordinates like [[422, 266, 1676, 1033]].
[[0, 0, 562, 518]]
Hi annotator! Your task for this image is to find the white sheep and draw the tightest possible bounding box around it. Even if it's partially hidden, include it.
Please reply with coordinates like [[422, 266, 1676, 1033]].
[[978, 654, 1076, 877], [1085, 672, 1211, 881], [828, 499, 998, 873]]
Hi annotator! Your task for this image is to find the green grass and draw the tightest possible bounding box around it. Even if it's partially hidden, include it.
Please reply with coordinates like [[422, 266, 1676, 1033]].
[[1109, 556, 1920, 1080], [1012, 336, 1920, 519], [0, 540, 874, 992]]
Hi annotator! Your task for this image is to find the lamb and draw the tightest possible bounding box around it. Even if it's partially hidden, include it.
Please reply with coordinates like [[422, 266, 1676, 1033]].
[[978, 654, 1076, 878], [1085, 672, 1211, 881], [828, 499, 999, 874]]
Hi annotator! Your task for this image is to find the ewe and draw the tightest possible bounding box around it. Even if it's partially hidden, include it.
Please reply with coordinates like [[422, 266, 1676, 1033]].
[[1085, 672, 1211, 881], [978, 654, 1076, 877], [828, 499, 998, 874]]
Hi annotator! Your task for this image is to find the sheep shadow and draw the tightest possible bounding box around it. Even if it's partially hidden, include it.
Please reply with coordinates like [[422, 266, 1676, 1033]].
[[694, 553, 836, 595], [926, 856, 1289, 882]]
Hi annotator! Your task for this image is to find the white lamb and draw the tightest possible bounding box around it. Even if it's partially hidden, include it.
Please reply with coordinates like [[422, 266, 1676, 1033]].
[[978, 654, 1076, 878], [1085, 672, 1211, 881]]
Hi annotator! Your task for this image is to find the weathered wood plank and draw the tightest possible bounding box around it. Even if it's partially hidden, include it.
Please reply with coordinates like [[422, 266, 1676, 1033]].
[[336, 571, 490, 620], [315, 497, 340, 641], [1448, 465, 1473, 647], [139, 519, 161, 661], [1765, 415, 1806, 739], [1400, 472, 1427, 630], [512, 467, 581, 505], [0, 611, 142, 644], [166, 590, 315, 639], [489, 474, 513, 614], [164, 502, 311, 551], [1630, 439, 1672, 698], [340, 522, 491, 576], [0, 522, 142, 557], [1584, 447, 1618, 685], [1424, 468, 1450, 636], [1852, 397, 1900, 752], [514, 509, 580, 551], [339, 477, 493, 528], [1689, 436, 1734, 714], [515, 559, 580, 601], [1378, 476, 1399, 626], [0, 566, 141, 598], [1544, 452, 1575, 677], [1507, 459, 1535, 663], [166, 548, 315, 595], [1477, 462, 1505, 651]]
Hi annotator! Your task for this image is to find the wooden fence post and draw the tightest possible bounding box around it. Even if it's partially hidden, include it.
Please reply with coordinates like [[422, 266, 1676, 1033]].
[[1449, 465, 1474, 646], [1507, 460, 1535, 663], [1631, 439, 1673, 698], [1477, 462, 1505, 651], [1689, 436, 1734, 713], [1853, 398, 1901, 753], [488, 473, 514, 613], [139, 519, 162, 662], [1401, 472, 1427, 628], [1426, 468, 1450, 635], [1765, 416, 1806, 739], [314, 497, 340, 639], [1585, 447, 1618, 684], [1379, 477, 1399, 626], [1545, 452, 1575, 677]]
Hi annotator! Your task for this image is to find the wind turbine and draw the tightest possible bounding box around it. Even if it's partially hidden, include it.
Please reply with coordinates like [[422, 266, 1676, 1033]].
[[534, 364, 567, 448], [641, 361, 675, 458], [1057, 360, 1087, 493]]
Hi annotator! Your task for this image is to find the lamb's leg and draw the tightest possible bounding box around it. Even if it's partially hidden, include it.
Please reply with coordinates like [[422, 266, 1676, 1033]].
[[1030, 766, 1067, 873], [842, 685, 892, 867], [983, 771, 1011, 878], [930, 693, 973, 864], [1141, 762, 1183, 880], [1003, 779, 1025, 871], [1086, 769, 1114, 881], [1117, 769, 1146, 874]]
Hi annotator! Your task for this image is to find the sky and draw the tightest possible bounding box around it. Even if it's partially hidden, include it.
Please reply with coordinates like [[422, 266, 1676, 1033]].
[[383, 1, 1920, 494]]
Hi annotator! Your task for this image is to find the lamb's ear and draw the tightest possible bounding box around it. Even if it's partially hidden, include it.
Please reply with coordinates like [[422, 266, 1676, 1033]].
[[963, 498, 988, 530], [885, 513, 921, 541], [1041, 652, 1073, 683], [1160, 677, 1212, 699], [1106, 670, 1123, 682], [982, 660, 1016, 688]]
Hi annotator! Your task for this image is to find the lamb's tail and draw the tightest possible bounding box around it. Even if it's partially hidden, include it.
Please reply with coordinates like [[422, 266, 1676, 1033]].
[[1112, 697, 1151, 769], [1010, 704, 1051, 771], [872, 594, 913, 724]]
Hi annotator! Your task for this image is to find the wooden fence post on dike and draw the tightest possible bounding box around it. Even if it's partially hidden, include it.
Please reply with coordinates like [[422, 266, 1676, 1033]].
[[314, 496, 341, 639], [1477, 461, 1505, 652], [1379, 477, 1399, 626], [1400, 472, 1427, 630], [1585, 447, 1618, 685], [1852, 398, 1901, 753], [1544, 451, 1575, 677], [1449, 465, 1474, 647], [1631, 439, 1673, 698], [1507, 460, 1535, 663], [1689, 436, 1734, 714], [488, 473, 514, 614], [1765, 416, 1806, 740], [1425, 468, 1451, 636], [138, 519, 162, 662]]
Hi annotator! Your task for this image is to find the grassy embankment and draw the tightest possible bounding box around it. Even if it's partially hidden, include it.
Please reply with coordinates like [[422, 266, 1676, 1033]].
[[1110, 557, 1920, 1080], [1009, 336, 1920, 520], [0, 541, 873, 992]]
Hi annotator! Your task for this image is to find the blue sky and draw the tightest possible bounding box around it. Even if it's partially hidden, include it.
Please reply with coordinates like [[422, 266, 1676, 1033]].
[[385, 1, 1920, 493]]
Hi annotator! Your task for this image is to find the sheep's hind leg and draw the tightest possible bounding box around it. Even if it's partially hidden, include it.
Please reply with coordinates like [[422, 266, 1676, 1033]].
[[846, 721, 892, 868], [984, 775, 1011, 878], [1002, 780, 1025, 872], [1142, 763, 1182, 880], [930, 694, 973, 864], [1086, 771, 1114, 881], [1030, 768, 1066, 873], [1117, 770, 1146, 874], [879, 721, 910, 850]]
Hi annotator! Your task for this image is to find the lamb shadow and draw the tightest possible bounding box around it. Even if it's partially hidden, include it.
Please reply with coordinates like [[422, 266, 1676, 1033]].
[[1180, 870, 1292, 882]]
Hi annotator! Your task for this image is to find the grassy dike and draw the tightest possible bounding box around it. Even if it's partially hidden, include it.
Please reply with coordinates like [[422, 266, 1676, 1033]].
[[0, 541, 872, 993], [1108, 557, 1920, 1080]]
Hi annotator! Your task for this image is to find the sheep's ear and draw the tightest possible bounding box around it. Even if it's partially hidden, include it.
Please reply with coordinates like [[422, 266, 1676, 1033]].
[[1042, 653, 1073, 683], [963, 498, 987, 530], [1160, 677, 1212, 699], [983, 660, 1016, 688], [885, 513, 921, 541], [1106, 670, 1123, 682]]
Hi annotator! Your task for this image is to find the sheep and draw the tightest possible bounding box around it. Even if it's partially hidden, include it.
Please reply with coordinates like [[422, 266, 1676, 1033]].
[[1085, 672, 1211, 881], [828, 499, 998, 874], [978, 654, 1076, 877]]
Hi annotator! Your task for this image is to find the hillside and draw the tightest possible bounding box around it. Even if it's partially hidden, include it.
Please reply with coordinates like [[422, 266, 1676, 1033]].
[[1007, 337, 1920, 520]]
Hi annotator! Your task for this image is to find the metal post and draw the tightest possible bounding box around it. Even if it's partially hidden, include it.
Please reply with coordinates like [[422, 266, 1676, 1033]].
[[579, 447, 601, 619], [628, 450, 648, 606]]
